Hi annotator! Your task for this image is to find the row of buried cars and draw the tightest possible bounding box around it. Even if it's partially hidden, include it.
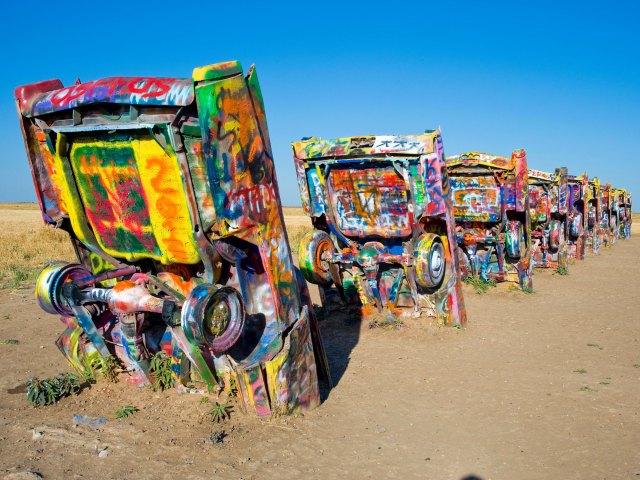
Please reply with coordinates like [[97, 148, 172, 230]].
[[294, 141, 633, 316], [14, 60, 633, 416]]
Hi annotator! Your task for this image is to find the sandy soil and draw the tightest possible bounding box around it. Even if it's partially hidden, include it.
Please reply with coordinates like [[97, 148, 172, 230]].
[[0, 208, 639, 479]]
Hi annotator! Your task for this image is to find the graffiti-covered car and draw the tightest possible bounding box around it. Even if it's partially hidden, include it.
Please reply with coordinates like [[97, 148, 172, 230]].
[[292, 132, 466, 326], [617, 188, 632, 239], [601, 183, 617, 246], [528, 168, 570, 270], [15, 60, 330, 415], [445, 151, 533, 289], [584, 177, 603, 254], [565, 174, 588, 260]]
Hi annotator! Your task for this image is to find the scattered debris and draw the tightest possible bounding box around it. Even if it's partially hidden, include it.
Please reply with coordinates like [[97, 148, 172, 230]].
[[3, 471, 43, 480], [207, 430, 227, 444], [72, 414, 107, 429], [97, 447, 111, 458]]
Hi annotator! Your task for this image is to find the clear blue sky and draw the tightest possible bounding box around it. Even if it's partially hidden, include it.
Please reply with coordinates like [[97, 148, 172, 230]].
[[2, 0, 638, 206]]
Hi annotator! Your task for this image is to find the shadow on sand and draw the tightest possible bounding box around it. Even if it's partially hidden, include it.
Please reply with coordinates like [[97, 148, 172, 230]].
[[316, 300, 363, 403]]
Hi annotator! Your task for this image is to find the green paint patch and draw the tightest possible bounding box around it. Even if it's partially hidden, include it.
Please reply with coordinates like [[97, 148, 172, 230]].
[[70, 139, 161, 258]]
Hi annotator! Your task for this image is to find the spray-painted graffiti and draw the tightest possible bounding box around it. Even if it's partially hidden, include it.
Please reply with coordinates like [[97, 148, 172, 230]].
[[23, 77, 194, 116], [292, 131, 466, 327], [15, 60, 330, 416], [615, 188, 632, 239], [528, 168, 570, 270], [450, 176, 502, 222], [565, 174, 587, 260], [584, 177, 603, 255], [328, 166, 411, 237], [445, 150, 533, 289]]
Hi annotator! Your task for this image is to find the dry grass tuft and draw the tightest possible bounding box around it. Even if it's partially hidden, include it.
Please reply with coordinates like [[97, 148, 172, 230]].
[[0, 207, 75, 289], [286, 225, 313, 254]]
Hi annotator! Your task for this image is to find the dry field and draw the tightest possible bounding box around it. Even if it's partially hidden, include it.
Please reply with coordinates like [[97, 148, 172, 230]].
[[0, 205, 74, 290], [0, 205, 639, 479]]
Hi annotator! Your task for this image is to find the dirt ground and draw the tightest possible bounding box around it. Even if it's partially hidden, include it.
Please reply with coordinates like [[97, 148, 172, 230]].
[[0, 208, 639, 480]]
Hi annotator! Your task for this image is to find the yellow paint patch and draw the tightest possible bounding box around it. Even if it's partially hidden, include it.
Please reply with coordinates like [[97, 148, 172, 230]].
[[134, 138, 199, 264]]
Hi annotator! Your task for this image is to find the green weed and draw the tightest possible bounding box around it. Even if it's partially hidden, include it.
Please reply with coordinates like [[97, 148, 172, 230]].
[[81, 363, 96, 384], [91, 355, 120, 383], [115, 405, 138, 419], [149, 353, 174, 392], [463, 275, 496, 294], [207, 402, 232, 423], [554, 266, 569, 276], [26, 373, 83, 407]]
